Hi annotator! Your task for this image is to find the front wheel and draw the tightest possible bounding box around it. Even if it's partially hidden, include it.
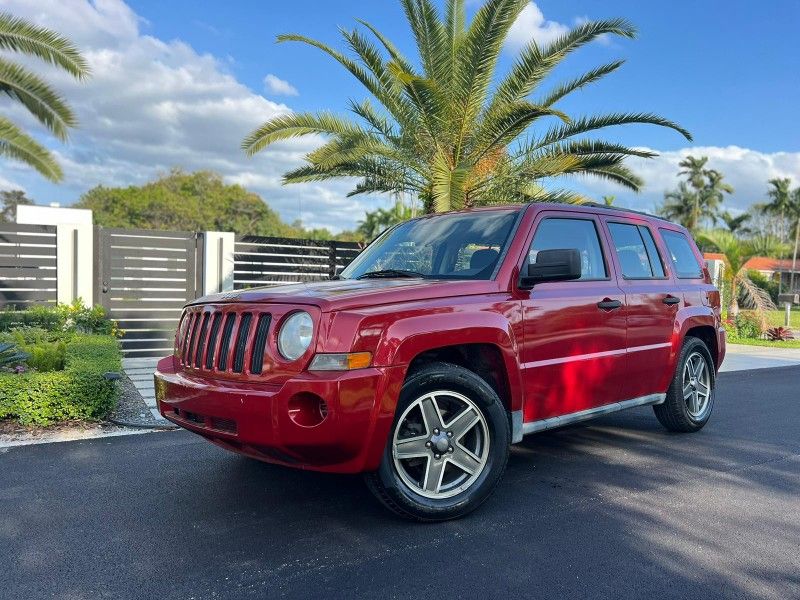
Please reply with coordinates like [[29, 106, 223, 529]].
[[654, 336, 715, 432], [365, 362, 510, 521]]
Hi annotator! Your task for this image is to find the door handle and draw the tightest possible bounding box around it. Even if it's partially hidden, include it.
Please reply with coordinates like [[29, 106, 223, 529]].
[[597, 299, 622, 310], [662, 295, 681, 306]]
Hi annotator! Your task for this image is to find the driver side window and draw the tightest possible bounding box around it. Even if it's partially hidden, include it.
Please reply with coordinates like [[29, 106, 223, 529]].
[[528, 218, 608, 280]]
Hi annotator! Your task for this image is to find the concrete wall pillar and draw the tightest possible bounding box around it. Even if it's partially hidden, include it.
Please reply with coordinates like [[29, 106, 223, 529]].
[[56, 223, 94, 306], [203, 231, 235, 295]]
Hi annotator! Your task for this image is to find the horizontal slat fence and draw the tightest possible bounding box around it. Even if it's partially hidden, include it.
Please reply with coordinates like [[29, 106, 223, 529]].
[[234, 235, 362, 289], [0, 223, 57, 308], [97, 228, 199, 358]]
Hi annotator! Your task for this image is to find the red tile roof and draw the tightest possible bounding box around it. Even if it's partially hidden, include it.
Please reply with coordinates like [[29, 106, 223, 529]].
[[743, 256, 798, 272], [702, 253, 799, 273]]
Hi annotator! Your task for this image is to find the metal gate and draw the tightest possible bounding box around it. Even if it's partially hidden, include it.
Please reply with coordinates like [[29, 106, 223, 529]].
[[95, 227, 199, 358], [0, 223, 58, 309]]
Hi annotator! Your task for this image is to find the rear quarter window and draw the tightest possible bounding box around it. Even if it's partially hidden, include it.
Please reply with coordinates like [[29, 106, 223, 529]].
[[660, 229, 703, 278]]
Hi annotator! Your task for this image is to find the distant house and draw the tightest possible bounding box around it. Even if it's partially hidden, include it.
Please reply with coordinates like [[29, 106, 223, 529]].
[[703, 253, 800, 294]]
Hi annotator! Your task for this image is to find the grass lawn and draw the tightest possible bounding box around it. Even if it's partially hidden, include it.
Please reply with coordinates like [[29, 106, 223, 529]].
[[765, 309, 800, 329], [728, 337, 800, 349]]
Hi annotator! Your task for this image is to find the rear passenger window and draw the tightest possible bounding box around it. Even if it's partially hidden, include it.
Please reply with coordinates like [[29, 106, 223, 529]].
[[660, 229, 703, 278], [608, 223, 665, 279], [529, 218, 607, 280]]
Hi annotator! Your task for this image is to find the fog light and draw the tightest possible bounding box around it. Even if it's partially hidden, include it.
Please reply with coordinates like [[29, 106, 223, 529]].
[[308, 352, 372, 371], [287, 393, 328, 427]]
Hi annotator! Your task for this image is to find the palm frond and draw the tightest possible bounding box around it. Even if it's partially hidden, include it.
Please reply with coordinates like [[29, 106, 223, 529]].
[[739, 274, 777, 312], [0, 12, 89, 79], [241, 112, 364, 155], [538, 112, 693, 147], [0, 116, 62, 181], [539, 60, 625, 107], [400, 0, 448, 83], [355, 19, 416, 74], [493, 18, 636, 108], [0, 58, 76, 140]]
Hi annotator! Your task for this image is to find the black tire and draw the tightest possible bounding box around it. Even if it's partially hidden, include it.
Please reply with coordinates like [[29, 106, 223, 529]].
[[653, 336, 716, 432], [365, 362, 510, 522]]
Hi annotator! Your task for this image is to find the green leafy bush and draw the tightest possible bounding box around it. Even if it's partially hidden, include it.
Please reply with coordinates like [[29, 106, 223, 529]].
[[0, 335, 121, 426], [0, 329, 67, 372], [733, 311, 767, 339], [745, 270, 780, 305], [0, 299, 121, 337]]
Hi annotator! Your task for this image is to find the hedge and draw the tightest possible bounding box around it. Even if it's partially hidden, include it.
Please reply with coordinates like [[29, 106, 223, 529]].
[[0, 335, 122, 426]]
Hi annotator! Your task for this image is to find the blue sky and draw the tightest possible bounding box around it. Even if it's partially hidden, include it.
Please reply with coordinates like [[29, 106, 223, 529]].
[[1, 0, 799, 231]]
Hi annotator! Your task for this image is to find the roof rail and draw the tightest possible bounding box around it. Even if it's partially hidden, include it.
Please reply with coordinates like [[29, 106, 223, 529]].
[[580, 202, 673, 224]]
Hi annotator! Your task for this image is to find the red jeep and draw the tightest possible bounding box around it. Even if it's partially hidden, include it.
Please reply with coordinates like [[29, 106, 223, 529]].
[[155, 204, 725, 521]]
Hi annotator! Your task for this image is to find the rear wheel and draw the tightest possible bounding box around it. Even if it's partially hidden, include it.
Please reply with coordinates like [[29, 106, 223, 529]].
[[365, 362, 509, 521], [654, 337, 715, 432]]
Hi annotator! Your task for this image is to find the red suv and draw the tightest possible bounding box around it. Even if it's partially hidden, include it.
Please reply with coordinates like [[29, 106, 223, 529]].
[[155, 204, 725, 521]]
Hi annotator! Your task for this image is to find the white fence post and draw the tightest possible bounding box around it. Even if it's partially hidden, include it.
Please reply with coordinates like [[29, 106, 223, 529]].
[[203, 231, 235, 295], [56, 223, 94, 306]]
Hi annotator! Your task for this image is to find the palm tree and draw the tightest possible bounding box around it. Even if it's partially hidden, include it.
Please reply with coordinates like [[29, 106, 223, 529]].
[[761, 178, 792, 242], [698, 230, 781, 317], [0, 13, 89, 181], [787, 187, 800, 292], [720, 211, 752, 236], [659, 158, 732, 231], [602, 195, 616, 206], [243, 0, 691, 212]]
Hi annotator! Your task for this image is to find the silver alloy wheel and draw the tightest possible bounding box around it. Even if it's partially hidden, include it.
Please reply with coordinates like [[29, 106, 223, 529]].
[[683, 351, 712, 419], [392, 390, 490, 499]]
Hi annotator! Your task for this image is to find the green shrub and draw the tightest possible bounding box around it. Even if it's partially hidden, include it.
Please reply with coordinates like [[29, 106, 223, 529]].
[[0, 328, 68, 372], [0, 299, 121, 337], [745, 270, 780, 305], [0, 335, 121, 426], [734, 311, 767, 339]]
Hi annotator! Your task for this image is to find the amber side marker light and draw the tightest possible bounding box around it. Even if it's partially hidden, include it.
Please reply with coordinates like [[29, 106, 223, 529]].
[[308, 352, 372, 371]]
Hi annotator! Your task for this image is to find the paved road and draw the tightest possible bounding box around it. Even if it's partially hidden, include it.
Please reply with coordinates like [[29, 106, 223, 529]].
[[2, 367, 799, 600]]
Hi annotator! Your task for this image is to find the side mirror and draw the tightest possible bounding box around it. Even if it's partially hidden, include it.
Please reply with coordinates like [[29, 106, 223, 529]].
[[519, 248, 582, 289]]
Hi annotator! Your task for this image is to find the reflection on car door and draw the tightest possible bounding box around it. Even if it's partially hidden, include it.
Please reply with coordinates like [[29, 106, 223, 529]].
[[519, 212, 627, 423]]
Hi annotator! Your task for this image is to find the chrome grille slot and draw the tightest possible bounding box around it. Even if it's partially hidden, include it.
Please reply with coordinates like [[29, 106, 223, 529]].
[[250, 313, 272, 374], [217, 313, 236, 371], [232, 312, 253, 373], [193, 313, 210, 368], [204, 313, 223, 369], [184, 312, 200, 365]]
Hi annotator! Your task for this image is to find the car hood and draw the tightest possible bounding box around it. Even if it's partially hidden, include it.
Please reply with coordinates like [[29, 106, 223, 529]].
[[191, 278, 499, 312]]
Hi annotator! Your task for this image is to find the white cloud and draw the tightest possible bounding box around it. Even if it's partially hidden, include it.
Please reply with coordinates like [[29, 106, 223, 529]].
[[0, 0, 380, 232], [579, 146, 800, 215], [507, 2, 569, 49], [263, 74, 299, 97]]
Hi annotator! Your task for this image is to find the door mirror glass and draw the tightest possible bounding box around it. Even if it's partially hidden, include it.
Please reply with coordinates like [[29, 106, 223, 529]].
[[520, 248, 582, 288]]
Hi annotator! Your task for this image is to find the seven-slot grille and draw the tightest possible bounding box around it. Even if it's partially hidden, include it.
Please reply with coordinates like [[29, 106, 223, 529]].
[[177, 308, 273, 375]]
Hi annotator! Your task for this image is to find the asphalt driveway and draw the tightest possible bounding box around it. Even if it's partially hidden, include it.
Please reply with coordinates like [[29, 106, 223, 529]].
[[1, 367, 798, 600]]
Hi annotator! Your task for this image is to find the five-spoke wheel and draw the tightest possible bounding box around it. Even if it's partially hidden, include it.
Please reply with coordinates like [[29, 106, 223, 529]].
[[392, 391, 489, 499], [654, 336, 716, 432], [366, 362, 509, 521]]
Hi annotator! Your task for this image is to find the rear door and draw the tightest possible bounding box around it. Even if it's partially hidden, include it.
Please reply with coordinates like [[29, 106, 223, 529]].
[[519, 212, 627, 423], [601, 218, 678, 400]]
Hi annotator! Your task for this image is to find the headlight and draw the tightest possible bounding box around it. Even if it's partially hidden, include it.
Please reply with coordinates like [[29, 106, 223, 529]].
[[277, 311, 313, 360]]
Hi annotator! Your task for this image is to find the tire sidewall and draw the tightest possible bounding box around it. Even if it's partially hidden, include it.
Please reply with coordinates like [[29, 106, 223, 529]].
[[375, 363, 509, 521]]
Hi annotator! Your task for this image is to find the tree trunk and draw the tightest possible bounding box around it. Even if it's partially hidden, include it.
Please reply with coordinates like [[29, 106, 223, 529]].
[[728, 276, 739, 317], [790, 218, 800, 293]]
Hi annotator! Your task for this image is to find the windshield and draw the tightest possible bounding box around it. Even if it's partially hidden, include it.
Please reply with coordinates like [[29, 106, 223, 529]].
[[340, 209, 521, 280]]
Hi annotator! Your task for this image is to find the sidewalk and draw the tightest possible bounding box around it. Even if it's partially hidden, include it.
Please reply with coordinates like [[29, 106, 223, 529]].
[[721, 343, 800, 372]]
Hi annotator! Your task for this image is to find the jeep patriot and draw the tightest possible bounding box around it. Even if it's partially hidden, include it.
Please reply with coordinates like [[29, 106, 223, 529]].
[[155, 203, 725, 520]]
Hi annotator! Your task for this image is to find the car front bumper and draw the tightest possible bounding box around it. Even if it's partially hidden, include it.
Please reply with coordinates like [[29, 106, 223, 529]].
[[154, 357, 405, 473]]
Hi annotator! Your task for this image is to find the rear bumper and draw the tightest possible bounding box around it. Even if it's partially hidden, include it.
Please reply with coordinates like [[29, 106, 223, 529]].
[[154, 357, 405, 473]]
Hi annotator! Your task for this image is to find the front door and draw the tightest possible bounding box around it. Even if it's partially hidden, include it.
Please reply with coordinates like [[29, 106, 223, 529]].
[[519, 213, 627, 423], [602, 218, 679, 400]]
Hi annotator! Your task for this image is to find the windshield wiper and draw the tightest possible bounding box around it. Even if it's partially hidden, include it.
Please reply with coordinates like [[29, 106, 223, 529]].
[[356, 269, 426, 280]]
